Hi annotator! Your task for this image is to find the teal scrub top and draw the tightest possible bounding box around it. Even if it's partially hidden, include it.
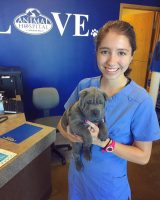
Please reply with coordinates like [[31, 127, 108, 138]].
[[65, 76, 160, 200]]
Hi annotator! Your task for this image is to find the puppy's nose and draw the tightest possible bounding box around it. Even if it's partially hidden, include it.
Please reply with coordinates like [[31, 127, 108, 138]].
[[92, 109, 100, 116]]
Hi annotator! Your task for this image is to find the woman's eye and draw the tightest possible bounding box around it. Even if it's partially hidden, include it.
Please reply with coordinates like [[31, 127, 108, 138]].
[[101, 50, 110, 55], [118, 51, 126, 56]]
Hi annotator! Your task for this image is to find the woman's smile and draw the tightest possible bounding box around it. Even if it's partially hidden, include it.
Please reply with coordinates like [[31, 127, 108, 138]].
[[102, 66, 121, 73]]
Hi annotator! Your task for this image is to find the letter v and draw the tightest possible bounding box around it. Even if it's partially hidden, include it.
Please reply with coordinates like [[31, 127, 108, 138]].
[[51, 12, 72, 36]]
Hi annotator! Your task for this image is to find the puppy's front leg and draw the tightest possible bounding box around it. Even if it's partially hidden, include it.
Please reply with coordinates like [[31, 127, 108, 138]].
[[98, 121, 108, 141]]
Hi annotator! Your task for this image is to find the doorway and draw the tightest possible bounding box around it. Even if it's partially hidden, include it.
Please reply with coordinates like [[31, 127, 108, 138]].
[[119, 4, 160, 88]]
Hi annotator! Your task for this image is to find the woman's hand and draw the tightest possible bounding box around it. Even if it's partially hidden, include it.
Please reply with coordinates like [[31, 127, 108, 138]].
[[86, 120, 110, 147], [85, 120, 99, 137]]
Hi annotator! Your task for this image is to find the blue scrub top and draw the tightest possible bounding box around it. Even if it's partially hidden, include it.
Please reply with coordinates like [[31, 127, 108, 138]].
[[65, 76, 160, 200]]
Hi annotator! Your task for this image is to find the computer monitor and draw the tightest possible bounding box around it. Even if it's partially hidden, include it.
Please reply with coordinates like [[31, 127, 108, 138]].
[[0, 66, 23, 99]]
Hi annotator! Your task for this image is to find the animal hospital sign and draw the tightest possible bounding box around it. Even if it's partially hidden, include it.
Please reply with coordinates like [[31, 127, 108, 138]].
[[0, 8, 98, 37]]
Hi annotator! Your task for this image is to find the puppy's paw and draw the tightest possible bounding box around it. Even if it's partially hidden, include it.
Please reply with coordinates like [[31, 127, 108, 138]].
[[75, 160, 83, 171], [83, 148, 92, 161], [98, 132, 107, 141]]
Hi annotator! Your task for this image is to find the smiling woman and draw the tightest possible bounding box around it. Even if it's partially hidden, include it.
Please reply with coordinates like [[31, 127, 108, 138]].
[[57, 20, 160, 200]]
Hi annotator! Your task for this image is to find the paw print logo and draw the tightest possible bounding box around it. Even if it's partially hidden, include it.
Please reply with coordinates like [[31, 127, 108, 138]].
[[90, 29, 98, 37]]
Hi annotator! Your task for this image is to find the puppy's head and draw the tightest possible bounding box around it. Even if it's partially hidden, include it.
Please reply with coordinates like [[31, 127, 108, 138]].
[[79, 87, 107, 123]]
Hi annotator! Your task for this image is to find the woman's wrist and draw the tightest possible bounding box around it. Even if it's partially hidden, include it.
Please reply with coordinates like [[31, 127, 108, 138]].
[[102, 138, 116, 153], [101, 138, 112, 148]]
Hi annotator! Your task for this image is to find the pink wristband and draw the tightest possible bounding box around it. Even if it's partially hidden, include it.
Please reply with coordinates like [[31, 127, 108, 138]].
[[102, 139, 115, 153]]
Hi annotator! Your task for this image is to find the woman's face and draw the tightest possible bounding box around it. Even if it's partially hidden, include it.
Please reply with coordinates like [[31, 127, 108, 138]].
[[97, 31, 133, 81]]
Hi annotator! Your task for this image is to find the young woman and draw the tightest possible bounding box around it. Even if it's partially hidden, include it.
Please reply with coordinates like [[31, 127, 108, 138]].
[[57, 20, 160, 200]]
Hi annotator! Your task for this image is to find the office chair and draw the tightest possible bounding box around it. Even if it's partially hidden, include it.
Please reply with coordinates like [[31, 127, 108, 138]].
[[32, 87, 72, 165]]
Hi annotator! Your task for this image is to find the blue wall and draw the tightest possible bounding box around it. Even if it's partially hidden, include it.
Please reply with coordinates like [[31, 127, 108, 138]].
[[0, 0, 159, 120]]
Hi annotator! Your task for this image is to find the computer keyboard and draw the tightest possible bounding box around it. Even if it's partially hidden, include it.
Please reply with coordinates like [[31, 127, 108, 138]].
[[3, 99, 23, 114]]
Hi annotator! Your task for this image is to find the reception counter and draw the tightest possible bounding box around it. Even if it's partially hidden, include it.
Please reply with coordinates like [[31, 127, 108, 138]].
[[0, 113, 56, 200]]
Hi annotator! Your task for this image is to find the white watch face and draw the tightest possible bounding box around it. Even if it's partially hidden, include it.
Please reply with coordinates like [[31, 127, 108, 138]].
[[106, 146, 113, 152]]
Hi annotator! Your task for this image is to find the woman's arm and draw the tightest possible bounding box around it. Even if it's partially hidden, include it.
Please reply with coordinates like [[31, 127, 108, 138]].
[[86, 120, 152, 165], [57, 117, 82, 143], [112, 141, 152, 165]]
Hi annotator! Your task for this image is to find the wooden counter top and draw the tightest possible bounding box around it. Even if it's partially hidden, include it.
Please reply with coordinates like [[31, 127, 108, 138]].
[[0, 113, 56, 188]]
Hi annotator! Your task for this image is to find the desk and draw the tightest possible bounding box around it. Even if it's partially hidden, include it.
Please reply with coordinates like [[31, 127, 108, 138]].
[[0, 113, 56, 200]]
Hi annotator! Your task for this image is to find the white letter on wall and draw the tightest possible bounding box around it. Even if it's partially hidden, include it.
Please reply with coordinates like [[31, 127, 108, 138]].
[[73, 14, 89, 36], [51, 12, 72, 36], [0, 25, 11, 34]]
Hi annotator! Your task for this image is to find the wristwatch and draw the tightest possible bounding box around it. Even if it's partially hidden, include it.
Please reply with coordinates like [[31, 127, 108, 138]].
[[102, 139, 115, 153]]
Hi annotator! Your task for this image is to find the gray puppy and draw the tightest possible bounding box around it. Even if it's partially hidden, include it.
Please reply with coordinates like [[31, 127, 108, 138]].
[[61, 87, 108, 171]]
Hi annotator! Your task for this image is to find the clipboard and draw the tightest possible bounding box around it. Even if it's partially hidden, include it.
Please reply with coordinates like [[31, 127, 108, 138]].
[[0, 123, 43, 143]]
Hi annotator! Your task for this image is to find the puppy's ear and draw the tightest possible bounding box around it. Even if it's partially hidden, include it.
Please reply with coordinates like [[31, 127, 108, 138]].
[[79, 89, 88, 110], [79, 89, 88, 98], [102, 92, 108, 100]]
